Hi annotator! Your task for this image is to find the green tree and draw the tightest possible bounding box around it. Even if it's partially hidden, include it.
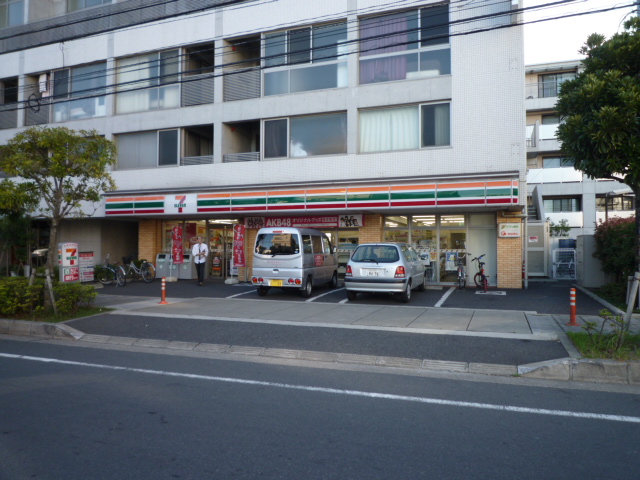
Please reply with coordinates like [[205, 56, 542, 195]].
[[555, 17, 640, 272], [0, 126, 116, 309]]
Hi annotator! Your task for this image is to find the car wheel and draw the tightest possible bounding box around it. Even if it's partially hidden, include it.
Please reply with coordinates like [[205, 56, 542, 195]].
[[301, 277, 313, 298], [400, 281, 411, 303], [346, 290, 357, 301], [257, 286, 269, 296], [417, 272, 426, 292], [329, 271, 338, 289]]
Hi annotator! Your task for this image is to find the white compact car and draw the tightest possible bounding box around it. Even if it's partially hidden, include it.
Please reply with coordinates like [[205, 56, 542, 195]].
[[344, 242, 426, 303]]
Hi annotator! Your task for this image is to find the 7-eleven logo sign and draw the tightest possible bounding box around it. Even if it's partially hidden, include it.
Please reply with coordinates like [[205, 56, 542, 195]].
[[66, 248, 77, 265], [174, 195, 187, 213]]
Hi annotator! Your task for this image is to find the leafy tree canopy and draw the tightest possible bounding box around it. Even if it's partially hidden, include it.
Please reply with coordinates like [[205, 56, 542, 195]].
[[556, 17, 640, 186], [0, 126, 116, 273], [556, 17, 640, 272]]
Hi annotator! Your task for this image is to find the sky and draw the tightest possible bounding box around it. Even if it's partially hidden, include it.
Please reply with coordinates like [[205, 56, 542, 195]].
[[523, 0, 637, 65]]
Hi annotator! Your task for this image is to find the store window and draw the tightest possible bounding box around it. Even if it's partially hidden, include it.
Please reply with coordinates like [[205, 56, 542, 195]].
[[384, 214, 473, 284]]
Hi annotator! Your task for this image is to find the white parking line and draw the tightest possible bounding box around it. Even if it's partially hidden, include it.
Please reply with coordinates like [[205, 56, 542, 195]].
[[2, 352, 639, 424], [306, 288, 345, 302], [435, 287, 455, 307]]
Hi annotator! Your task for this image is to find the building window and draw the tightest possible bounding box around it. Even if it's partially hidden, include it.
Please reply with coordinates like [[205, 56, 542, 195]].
[[263, 22, 348, 96], [52, 63, 107, 122], [596, 195, 635, 212], [264, 113, 347, 159], [116, 130, 179, 169], [360, 102, 450, 152], [359, 5, 450, 85], [67, 0, 111, 12], [543, 197, 581, 213], [542, 157, 574, 168], [538, 72, 575, 98], [116, 50, 180, 114], [0, 0, 23, 28]]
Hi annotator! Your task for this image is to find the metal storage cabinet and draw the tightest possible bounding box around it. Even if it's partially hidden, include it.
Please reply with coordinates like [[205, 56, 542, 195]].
[[178, 253, 198, 279]]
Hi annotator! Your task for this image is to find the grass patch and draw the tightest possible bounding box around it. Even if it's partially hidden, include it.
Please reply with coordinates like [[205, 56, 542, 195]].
[[590, 281, 640, 314], [567, 332, 640, 360], [5, 306, 112, 323]]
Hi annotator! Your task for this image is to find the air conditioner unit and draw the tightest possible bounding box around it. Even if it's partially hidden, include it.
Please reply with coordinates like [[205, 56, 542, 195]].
[[39, 74, 50, 96]]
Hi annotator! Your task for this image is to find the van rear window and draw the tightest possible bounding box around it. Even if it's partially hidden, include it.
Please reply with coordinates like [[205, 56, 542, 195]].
[[255, 233, 300, 255]]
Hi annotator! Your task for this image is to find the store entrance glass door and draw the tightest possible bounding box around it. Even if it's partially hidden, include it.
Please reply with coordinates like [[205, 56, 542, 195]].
[[208, 225, 234, 277]]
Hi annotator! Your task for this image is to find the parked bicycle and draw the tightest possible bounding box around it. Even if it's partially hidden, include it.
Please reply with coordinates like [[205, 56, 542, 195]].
[[456, 253, 470, 290], [471, 254, 489, 292], [96, 254, 126, 287], [122, 256, 156, 283]]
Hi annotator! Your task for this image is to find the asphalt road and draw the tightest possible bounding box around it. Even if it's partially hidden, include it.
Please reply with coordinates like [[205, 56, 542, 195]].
[[1, 338, 638, 480], [96, 278, 607, 315]]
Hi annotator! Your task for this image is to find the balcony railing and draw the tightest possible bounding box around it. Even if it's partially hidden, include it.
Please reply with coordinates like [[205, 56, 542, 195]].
[[527, 168, 583, 184], [181, 73, 214, 107], [223, 67, 261, 102], [180, 155, 214, 166], [0, 104, 18, 130], [223, 152, 260, 163]]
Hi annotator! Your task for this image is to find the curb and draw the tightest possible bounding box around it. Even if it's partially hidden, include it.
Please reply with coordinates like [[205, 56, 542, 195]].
[[2, 318, 638, 385], [0, 318, 84, 340]]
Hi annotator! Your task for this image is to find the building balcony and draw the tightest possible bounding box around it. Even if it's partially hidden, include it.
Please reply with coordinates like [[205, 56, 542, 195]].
[[526, 123, 561, 154], [180, 155, 215, 166], [527, 168, 583, 184], [223, 67, 261, 102], [547, 211, 583, 228], [0, 104, 17, 130], [223, 152, 260, 163]]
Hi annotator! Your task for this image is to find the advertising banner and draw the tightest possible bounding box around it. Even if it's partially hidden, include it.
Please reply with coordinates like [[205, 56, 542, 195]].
[[79, 251, 95, 282], [233, 224, 246, 267], [245, 215, 364, 229], [172, 226, 184, 264]]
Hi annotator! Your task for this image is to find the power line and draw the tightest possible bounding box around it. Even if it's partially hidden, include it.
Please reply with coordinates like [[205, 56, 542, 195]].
[[1, 0, 635, 115]]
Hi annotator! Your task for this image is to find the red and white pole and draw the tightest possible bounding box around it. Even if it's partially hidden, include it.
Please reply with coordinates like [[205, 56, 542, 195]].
[[566, 287, 578, 326], [159, 276, 169, 305]]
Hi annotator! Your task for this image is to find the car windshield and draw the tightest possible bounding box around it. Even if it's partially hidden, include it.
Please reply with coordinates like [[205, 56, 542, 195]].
[[255, 233, 300, 256], [351, 245, 399, 263]]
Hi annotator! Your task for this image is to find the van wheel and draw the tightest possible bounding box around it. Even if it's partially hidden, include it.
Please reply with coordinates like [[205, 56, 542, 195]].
[[346, 290, 357, 301], [400, 281, 411, 303], [329, 271, 338, 289], [301, 277, 313, 298], [257, 286, 269, 296]]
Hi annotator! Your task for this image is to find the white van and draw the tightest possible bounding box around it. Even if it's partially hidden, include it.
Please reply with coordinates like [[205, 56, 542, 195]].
[[251, 227, 338, 297]]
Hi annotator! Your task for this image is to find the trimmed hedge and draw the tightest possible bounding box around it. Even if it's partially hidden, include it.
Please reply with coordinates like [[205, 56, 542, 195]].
[[0, 277, 96, 317]]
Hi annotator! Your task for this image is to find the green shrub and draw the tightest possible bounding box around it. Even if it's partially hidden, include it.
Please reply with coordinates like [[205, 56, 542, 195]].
[[593, 217, 636, 282], [53, 283, 98, 315], [0, 277, 44, 317]]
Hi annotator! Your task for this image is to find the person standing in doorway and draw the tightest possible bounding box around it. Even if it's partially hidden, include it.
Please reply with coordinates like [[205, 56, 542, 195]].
[[192, 236, 209, 286]]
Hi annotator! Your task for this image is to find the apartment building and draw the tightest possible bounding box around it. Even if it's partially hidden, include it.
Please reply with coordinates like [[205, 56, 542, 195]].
[[0, 0, 526, 288], [525, 60, 634, 280]]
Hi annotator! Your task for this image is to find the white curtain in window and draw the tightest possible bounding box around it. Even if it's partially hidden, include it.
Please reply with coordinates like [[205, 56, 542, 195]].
[[433, 103, 450, 146], [116, 55, 153, 113], [360, 106, 418, 152]]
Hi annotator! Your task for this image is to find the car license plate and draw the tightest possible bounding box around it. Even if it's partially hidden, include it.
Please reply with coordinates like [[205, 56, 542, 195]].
[[363, 269, 381, 277], [270, 279, 283, 287]]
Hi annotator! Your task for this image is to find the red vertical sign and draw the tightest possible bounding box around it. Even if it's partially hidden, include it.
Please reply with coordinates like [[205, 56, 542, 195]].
[[172, 226, 184, 264], [233, 224, 245, 267]]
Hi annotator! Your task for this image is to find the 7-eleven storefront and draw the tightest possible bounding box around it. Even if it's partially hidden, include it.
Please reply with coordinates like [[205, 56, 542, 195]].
[[104, 177, 525, 288]]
